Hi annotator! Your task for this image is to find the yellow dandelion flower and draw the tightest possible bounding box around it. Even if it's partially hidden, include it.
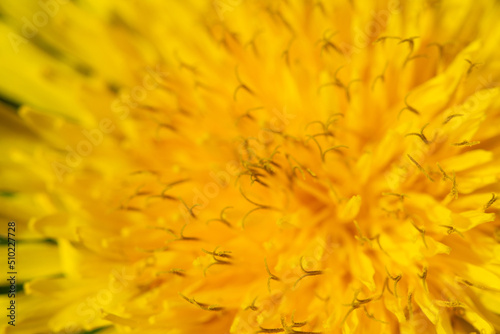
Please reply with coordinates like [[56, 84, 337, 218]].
[[1, 0, 500, 333]]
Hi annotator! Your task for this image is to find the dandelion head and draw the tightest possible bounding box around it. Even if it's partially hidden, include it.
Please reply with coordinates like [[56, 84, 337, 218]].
[[1, 0, 500, 333]]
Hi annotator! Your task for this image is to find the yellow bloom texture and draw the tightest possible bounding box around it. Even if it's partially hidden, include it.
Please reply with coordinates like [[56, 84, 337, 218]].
[[2, 0, 500, 333]]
